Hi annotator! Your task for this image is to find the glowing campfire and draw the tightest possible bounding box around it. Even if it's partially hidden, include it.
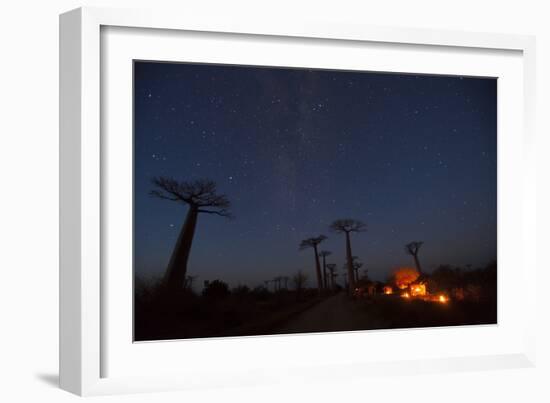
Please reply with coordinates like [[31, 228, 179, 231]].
[[409, 282, 426, 297], [431, 294, 448, 303], [391, 267, 449, 303], [393, 267, 419, 289]]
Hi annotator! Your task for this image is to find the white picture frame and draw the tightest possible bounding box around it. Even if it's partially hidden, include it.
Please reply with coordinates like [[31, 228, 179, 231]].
[[59, 6, 537, 396]]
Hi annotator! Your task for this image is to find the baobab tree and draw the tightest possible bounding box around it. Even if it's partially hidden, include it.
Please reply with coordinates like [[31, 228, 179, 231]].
[[405, 241, 424, 274], [273, 276, 284, 292], [341, 256, 362, 283], [330, 219, 366, 293], [150, 177, 231, 291], [282, 276, 289, 290], [319, 250, 332, 290], [351, 256, 363, 283], [299, 235, 327, 293], [326, 263, 337, 289], [293, 270, 308, 295]]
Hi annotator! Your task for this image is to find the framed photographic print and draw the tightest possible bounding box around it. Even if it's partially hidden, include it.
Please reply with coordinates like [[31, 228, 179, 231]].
[[60, 7, 537, 396]]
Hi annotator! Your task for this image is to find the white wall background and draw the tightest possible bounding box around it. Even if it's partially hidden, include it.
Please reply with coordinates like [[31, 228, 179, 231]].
[[0, 0, 548, 401]]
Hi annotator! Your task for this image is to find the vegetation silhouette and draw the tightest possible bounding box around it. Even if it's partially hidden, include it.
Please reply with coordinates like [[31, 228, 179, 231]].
[[150, 177, 232, 291], [351, 256, 363, 283], [319, 250, 332, 290], [136, 188, 496, 341], [202, 279, 230, 299], [326, 263, 337, 289], [330, 219, 366, 293], [299, 235, 327, 294], [405, 241, 424, 275], [292, 270, 308, 300]]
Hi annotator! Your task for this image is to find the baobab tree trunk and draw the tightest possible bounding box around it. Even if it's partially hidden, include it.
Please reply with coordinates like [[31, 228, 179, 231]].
[[322, 254, 327, 290], [313, 245, 323, 294], [345, 232, 355, 293], [163, 205, 199, 290], [414, 254, 422, 275]]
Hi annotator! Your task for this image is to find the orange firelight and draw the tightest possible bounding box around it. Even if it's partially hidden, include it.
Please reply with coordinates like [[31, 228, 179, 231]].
[[392, 267, 420, 289], [409, 282, 427, 297], [383, 286, 393, 295], [401, 292, 410, 299], [438, 295, 448, 303]]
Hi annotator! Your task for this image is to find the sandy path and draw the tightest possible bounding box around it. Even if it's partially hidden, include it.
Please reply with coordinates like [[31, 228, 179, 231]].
[[272, 292, 384, 334]]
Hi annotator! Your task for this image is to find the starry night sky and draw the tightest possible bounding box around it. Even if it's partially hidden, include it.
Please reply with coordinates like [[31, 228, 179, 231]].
[[134, 61, 497, 288]]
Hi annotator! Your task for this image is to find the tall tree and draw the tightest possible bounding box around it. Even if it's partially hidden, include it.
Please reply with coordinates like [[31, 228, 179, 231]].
[[405, 241, 424, 274], [352, 256, 364, 282], [330, 219, 366, 293], [150, 177, 231, 291], [282, 276, 289, 290], [326, 263, 337, 289], [299, 235, 327, 293], [319, 250, 332, 290], [273, 276, 283, 292], [293, 270, 308, 300]]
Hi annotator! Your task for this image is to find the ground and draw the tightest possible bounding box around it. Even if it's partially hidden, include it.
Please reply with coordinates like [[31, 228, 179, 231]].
[[272, 292, 390, 334], [135, 289, 496, 341], [270, 291, 496, 336]]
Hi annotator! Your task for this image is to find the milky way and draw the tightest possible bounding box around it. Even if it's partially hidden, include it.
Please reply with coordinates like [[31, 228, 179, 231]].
[[134, 61, 497, 287]]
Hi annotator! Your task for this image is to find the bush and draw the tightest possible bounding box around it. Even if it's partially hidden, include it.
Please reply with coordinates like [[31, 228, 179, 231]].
[[202, 279, 230, 299]]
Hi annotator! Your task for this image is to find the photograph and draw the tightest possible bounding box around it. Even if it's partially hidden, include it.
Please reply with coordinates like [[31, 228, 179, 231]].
[[133, 61, 497, 342]]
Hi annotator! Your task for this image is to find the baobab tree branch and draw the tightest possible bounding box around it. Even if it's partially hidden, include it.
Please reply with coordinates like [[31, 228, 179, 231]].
[[405, 241, 424, 274], [329, 218, 366, 234], [149, 189, 180, 201], [197, 208, 233, 218], [299, 235, 327, 250], [405, 241, 424, 256], [151, 177, 231, 211]]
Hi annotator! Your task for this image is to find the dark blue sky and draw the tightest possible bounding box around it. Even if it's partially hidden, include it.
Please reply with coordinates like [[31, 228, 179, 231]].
[[134, 61, 497, 288]]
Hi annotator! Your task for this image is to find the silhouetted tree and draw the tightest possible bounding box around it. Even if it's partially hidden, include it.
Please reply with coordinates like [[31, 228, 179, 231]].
[[405, 241, 424, 274], [351, 256, 363, 283], [342, 270, 348, 290], [282, 276, 289, 289], [319, 250, 332, 290], [326, 263, 337, 289], [273, 276, 283, 292], [299, 235, 327, 293], [330, 219, 366, 293], [202, 279, 230, 299], [150, 177, 231, 291], [293, 270, 308, 294]]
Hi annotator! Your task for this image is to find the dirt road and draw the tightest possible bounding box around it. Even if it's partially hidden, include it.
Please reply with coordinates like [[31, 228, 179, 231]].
[[272, 291, 390, 335]]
